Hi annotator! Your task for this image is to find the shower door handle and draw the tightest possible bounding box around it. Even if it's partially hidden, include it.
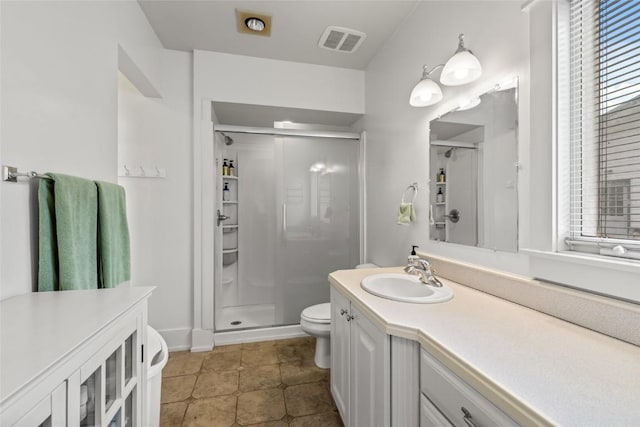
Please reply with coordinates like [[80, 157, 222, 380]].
[[217, 209, 230, 226], [282, 203, 287, 233]]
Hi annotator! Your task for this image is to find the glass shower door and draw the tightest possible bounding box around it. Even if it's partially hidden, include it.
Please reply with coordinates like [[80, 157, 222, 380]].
[[214, 131, 360, 331], [274, 135, 360, 325]]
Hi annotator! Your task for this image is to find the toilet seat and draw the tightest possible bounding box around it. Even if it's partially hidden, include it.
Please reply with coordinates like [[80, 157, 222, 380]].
[[301, 303, 330, 324]]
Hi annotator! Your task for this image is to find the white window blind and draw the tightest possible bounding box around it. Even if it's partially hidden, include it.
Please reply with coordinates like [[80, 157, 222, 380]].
[[568, 0, 640, 259]]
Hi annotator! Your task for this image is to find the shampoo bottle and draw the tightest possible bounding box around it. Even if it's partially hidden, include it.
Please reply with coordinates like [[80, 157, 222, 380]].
[[223, 182, 230, 201]]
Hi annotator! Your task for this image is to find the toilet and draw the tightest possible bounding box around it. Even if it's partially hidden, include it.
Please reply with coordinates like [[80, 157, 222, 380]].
[[300, 303, 331, 369], [300, 263, 378, 369]]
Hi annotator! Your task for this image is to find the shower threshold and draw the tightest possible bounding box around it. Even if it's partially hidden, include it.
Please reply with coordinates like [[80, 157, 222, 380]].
[[216, 303, 276, 332]]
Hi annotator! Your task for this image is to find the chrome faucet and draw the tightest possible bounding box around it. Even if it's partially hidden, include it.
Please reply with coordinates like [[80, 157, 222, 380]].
[[404, 255, 443, 287]]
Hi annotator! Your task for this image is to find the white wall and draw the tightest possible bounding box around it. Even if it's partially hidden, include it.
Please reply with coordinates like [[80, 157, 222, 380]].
[[117, 50, 193, 349], [194, 51, 365, 114], [0, 1, 163, 299], [362, 1, 530, 272]]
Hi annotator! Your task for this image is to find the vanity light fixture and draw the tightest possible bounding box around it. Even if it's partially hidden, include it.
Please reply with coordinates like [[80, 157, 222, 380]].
[[440, 34, 482, 86], [409, 66, 444, 107], [409, 33, 482, 107]]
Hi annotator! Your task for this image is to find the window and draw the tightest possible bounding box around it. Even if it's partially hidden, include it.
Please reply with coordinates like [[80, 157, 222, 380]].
[[568, 0, 640, 259]]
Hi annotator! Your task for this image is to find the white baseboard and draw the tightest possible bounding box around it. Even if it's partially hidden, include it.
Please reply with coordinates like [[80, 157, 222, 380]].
[[155, 327, 192, 352], [214, 325, 307, 346], [191, 328, 214, 352]]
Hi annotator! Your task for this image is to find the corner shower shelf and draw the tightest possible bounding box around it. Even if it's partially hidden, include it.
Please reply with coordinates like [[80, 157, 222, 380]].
[[222, 225, 238, 232], [223, 201, 238, 205], [436, 182, 446, 185], [435, 202, 445, 206], [222, 248, 238, 254], [223, 175, 238, 180], [434, 222, 446, 227]]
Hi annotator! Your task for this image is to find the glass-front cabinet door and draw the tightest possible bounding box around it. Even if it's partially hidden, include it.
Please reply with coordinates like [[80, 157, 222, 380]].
[[79, 317, 142, 427]]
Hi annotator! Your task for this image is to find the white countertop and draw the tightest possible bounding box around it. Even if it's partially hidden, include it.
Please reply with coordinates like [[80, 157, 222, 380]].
[[329, 267, 640, 427], [0, 287, 153, 403]]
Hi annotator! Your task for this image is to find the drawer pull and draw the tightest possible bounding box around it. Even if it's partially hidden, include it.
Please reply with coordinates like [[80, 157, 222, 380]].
[[461, 407, 478, 427], [340, 309, 347, 316]]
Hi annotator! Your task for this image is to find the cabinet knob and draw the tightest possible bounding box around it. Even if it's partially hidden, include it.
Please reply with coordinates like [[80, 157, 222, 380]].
[[461, 407, 478, 427], [346, 314, 354, 322], [340, 309, 347, 316]]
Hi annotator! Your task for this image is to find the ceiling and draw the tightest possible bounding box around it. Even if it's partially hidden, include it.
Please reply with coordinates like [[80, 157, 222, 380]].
[[138, 1, 418, 70]]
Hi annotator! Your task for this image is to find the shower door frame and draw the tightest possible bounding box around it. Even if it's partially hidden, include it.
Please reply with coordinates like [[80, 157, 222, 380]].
[[193, 107, 366, 350]]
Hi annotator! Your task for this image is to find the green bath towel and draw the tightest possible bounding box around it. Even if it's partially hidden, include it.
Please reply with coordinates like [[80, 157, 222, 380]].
[[38, 174, 98, 291], [96, 181, 131, 288]]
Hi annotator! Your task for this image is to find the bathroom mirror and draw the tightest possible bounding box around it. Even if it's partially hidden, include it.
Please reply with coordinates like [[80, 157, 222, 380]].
[[429, 80, 518, 252]]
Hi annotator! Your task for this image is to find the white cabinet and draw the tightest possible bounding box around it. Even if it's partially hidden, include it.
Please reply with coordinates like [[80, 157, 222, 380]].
[[330, 288, 390, 427], [13, 383, 66, 427], [420, 349, 517, 427], [1, 288, 153, 427]]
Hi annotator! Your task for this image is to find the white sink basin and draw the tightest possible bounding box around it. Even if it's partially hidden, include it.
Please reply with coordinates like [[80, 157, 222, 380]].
[[360, 273, 454, 304]]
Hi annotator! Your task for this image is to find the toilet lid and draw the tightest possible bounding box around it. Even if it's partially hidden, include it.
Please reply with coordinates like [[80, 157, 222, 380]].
[[301, 303, 331, 323]]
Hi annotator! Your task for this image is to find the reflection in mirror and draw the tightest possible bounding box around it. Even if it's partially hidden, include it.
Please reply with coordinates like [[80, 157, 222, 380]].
[[429, 81, 518, 252]]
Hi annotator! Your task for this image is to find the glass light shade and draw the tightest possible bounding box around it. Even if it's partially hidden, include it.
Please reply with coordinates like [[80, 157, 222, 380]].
[[457, 97, 481, 111], [409, 77, 443, 107], [440, 51, 482, 86]]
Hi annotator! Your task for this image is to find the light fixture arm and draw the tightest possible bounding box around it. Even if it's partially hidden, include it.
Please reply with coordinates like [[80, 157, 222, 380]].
[[421, 64, 445, 79]]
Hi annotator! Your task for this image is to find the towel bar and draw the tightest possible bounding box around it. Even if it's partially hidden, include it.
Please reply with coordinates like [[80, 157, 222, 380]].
[[3, 165, 53, 182]]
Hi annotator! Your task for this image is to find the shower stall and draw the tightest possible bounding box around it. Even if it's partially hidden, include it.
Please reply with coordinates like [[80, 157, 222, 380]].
[[213, 127, 361, 333]]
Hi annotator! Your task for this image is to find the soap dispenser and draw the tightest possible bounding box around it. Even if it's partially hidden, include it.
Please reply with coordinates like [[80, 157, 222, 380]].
[[409, 245, 419, 261]]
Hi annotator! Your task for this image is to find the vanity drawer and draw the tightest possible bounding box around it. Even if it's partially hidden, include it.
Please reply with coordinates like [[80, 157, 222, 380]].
[[421, 394, 453, 427], [420, 350, 517, 427]]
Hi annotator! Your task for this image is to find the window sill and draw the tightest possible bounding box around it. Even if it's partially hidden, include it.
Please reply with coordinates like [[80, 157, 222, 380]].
[[521, 249, 640, 303]]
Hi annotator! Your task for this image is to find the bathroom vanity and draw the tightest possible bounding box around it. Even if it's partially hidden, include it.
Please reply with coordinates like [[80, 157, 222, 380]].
[[329, 265, 640, 426], [0, 287, 153, 426]]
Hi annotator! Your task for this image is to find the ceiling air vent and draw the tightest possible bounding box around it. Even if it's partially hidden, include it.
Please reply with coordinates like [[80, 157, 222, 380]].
[[318, 26, 367, 53]]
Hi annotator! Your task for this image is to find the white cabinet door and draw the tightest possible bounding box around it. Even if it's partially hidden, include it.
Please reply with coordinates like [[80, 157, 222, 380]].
[[330, 288, 350, 421], [349, 304, 390, 427]]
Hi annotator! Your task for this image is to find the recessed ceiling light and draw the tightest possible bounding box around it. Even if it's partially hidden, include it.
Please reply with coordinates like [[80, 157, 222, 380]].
[[245, 17, 265, 32], [236, 10, 272, 37]]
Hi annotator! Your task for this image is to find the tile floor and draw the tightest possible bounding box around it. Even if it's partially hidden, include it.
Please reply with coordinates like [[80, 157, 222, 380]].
[[160, 337, 344, 427]]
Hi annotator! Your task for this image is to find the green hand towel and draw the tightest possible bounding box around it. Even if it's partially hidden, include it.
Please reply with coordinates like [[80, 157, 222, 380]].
[[397, 202, 417, 225], [38, 174, 98, 291], [38, 179, 59, 292], [96, 181, 131, 288]]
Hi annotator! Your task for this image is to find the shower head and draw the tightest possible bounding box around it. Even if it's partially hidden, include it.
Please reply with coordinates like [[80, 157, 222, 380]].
[[444, 147, 455, 158], [222, 134, 234, 146]]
